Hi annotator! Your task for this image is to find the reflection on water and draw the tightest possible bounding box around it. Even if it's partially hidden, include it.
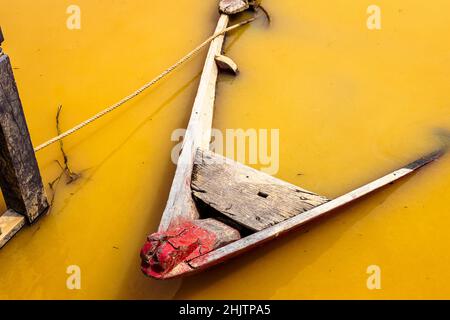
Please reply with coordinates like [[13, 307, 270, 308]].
[[0, 0, 449, 299]]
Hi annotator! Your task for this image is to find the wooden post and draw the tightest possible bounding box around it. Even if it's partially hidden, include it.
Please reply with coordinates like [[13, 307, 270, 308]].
[[158, 14, 231, 231], [0, 27, 48, 227]]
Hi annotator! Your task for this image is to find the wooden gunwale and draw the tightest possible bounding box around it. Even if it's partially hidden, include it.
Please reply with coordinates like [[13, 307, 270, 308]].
[[158, 14, 230, 232]]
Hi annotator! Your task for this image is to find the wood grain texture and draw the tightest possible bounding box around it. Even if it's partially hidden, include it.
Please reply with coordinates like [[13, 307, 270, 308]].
[[0, 54, 48, 223], [0, 209, 25, 249], [192, 149, 329, 231], [158, 15, 230, 232]]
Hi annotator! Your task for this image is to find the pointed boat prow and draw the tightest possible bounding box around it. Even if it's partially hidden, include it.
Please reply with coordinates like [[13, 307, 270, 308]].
[[140, 1, 447, 280]]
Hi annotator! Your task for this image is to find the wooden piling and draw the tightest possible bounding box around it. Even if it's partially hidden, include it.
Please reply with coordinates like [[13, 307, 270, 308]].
[[0, 27, 48, 248]]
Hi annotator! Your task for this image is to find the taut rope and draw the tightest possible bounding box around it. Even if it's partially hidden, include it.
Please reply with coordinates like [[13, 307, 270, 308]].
[[34, 16, 258, 152]]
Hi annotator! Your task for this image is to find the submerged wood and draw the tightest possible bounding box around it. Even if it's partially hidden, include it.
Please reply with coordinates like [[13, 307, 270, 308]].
[[192, 149, 329, 231], [158, 14, 230, 232], [0, 52, 48, 224]]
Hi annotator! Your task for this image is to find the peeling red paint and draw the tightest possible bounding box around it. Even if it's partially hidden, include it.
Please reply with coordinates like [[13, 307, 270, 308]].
[[140, 221, 217, 279]]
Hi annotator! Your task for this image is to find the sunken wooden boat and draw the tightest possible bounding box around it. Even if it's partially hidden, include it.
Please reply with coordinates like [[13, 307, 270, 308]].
[[140, 1, 445, 279]]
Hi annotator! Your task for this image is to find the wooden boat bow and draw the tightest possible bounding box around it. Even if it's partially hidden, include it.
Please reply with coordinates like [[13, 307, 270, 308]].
[[140, 2, 446, 280]]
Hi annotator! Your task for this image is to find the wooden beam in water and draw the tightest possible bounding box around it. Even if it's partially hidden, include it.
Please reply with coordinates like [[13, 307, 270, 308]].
[[0, 33, 48, 226]]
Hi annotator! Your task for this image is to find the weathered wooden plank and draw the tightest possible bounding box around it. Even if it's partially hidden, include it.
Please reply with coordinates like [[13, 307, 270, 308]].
[[0, 209, 25, 249], [192, 149, 329, 231], [158, 14, 230, 231], [0, 52, 48, 223]]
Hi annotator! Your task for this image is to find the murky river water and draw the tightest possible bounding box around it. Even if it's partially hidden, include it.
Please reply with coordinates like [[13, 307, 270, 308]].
[[0, 0, 449, 299]]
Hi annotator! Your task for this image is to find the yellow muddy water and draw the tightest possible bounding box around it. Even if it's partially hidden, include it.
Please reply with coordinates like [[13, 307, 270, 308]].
[[0, 0, 449, 299]]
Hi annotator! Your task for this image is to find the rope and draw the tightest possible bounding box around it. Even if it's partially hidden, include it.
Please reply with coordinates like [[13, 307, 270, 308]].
[[34, 16, 257, 152]]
